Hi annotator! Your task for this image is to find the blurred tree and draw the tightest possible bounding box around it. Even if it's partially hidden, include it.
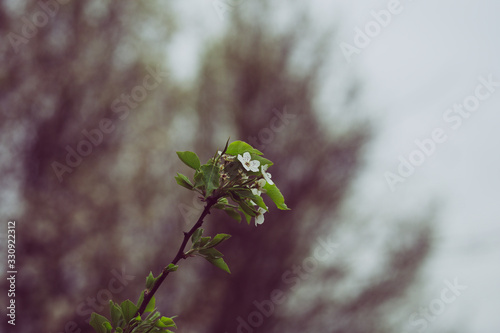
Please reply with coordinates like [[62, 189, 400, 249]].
[[0, 1, 433, 333]]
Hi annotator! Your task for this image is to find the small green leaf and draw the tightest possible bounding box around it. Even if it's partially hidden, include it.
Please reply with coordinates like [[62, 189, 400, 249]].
[[145, 296, 156, 313], [226, 140, 263, 156], [109, 301, 123, 328], [166, 263, 178, 272], [198, 247, 224, 259], [89, 313, 111, 333], [136, 291, 145, 309], [200, 164, 220, 197], [194, 236, 211, 248], [205, 256, 231, 273], [205, 233, 231, 248], [237, 199, 258, 217], [156, 316, 177, 328], [120, 300, 138, 323], [191, 228, 203, 245], [194, 170, 205, 188], [103, 322, 112, 331], [146, 271, 155, 289], [115, 328, 123, 333], [238, 207, 252, 225], [177, 151, 201, 169], [175, 173, 194, 190], [263, 183, 290, 210], [223, 207, 242, 222]]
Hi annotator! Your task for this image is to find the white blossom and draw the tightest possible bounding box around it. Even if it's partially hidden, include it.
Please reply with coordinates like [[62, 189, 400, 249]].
[[255, 207, 266, 226], [261, 164, 274, 185], [238, 152, 260, 172]]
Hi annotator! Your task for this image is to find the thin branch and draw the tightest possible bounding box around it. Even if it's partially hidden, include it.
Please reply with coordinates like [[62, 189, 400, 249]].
[[136, 195, 218, 316]]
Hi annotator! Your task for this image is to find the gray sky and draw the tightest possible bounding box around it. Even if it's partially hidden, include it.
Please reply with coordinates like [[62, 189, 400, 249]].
[[334, 0, 500, 331]]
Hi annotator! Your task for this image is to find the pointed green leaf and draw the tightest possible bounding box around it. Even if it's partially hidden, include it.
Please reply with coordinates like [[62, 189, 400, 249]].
[[145, 296, 156, 313], [156, 316, 177, 328], [238, 207, 252, 225], [194, 236, 211, 248], [205, 256, 231, 273], [237, 198, 258, 217], [191, 228, 203, 245], [194, 170, 205, 188], [136, 291, 145, 309], [109, 301, 123, 328], [146, 271, 155, 289], [120, 300, 138, 323], [198, 247, 224, 259], [225, 140, 263, 156], [89, 313, 111, 333], [234, 189, 268, 211], [175, 173, 194, 190], [263, 183, 290, 210], [206, 233, 231, 248], [223, 207, 242, 222], [166, 263, 178, 272], [177, 151, 201, 169], [200, 164, 220, 197]]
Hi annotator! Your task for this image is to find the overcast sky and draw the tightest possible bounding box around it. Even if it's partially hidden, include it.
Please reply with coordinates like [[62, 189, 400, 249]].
[[333, 0, 500, 331]]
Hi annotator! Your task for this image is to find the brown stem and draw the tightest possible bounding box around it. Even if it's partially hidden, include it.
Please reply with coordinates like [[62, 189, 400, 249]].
[[136, 196, 218, 316]]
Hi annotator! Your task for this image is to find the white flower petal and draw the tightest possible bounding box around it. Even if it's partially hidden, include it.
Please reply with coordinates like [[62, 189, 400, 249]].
[[254, 207, 266, 226], [261, 165, 274, 185]]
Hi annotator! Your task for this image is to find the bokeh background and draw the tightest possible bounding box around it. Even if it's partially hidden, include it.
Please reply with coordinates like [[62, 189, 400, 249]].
[[0, 0, 498, 332]]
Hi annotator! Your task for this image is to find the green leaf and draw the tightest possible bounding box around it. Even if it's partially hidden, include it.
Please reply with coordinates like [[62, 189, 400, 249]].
[[234, 189, 268, 211], [236, 198, 258, 217], [115, 328, 123, 333], [205, 256, 231, 273], [194, 236, 211, 248], [194, 170, 204, 188], [174, 173, 194, 190], [120, 300, 138, 323], [136, 291, 145, 309], [166, 263, 178, 272], [200, 164, 220, 197], [146, 271, 155, 289], [205, 233, 231, 248], [191, 228, 203, 245], [156, 316, 177, 328], [176, 151, 201, 169], [198, 247, 224, 259], [238, 206, 252, 225], [145, 296, 156, 313], [225, 140, 263, 156], [223, 207, 242, 222], [89, 313, 111, 333], [109, 301, 123, 328], [263, 183, 290, 210]]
